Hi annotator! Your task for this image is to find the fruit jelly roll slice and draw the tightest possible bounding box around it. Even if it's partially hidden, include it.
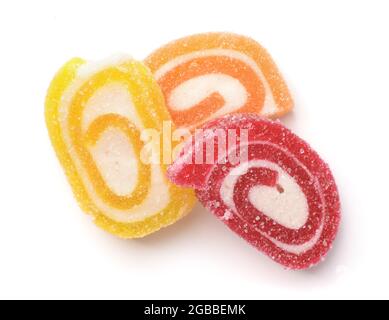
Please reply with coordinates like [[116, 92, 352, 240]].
[[168, 114, 340, 269], [45, 56, 196, 238], [145, 32, 293, 130]]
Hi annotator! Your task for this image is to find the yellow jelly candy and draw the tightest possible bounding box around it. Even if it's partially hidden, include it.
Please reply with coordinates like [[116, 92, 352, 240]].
[[45, 56, 196, 238]]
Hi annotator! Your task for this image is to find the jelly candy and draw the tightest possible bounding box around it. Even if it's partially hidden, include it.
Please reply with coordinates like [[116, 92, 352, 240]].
[[168, 114, 340, 269], [145, 32, 293, 130], [45, 56, 196, 238]]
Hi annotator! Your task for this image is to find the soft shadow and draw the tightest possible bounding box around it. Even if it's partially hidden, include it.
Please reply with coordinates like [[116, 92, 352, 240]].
[[280, 109, 298, 128], [136, 203, 206, 246]]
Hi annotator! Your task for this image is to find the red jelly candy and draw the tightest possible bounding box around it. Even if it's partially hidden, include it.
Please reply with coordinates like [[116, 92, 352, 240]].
[[168, 114, 341, 269]]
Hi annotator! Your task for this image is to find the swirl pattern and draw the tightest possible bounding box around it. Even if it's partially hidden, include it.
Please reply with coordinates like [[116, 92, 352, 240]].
[[168, 114, 340, 269], [45, 57, 196, 238], [145, 33, 294, 130]]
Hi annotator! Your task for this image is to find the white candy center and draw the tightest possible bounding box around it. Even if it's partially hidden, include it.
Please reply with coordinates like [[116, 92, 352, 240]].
[[221, 159, 309, 229], [82, 83, 142, 132], [90, 128, 138, 196], [169, 74, 247, 115], [248, 170, 308, 230]]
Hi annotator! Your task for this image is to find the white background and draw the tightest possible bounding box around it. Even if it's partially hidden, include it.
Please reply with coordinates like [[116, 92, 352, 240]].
[[0, 0, 388, 300]]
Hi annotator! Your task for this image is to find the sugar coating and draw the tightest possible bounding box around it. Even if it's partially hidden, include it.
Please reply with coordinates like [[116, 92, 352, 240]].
[[145, 32, 294, 130], [45, 57, 196, 238], [168, 114, 341, 270]]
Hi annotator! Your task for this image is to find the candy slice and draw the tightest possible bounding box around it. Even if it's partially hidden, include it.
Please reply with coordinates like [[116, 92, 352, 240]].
[[45, 56, 196, 238], [145, 32, 293, 130], [168, 114, 340, 269]]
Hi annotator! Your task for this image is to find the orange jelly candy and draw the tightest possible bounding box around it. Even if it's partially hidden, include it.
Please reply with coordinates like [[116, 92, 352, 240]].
[[45, 56, 196, 238], [145, 32, 294, 130]]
